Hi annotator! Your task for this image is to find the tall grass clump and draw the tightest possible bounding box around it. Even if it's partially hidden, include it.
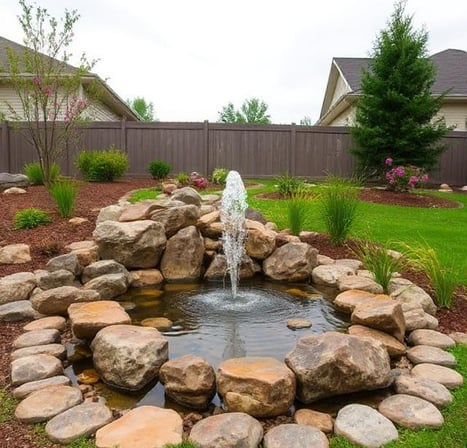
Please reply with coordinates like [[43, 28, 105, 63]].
[[49, 180, 78, 217], [23, 162, 60, 185], [287, 189, 310, 236], [402, 242, 458, 308], [353, 240, 405, 292], [14, 208, 50, 229], [319, 176, 360, 246], [276, 173, 305, 198]]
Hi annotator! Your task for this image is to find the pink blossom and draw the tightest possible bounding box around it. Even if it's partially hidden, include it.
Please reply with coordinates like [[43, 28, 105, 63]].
[[421, 174, 429, 182], [385, 157, 393, 166]]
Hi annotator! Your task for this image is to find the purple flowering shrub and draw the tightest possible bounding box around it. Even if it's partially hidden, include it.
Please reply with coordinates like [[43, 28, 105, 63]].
[[385, 158, 428, 192]]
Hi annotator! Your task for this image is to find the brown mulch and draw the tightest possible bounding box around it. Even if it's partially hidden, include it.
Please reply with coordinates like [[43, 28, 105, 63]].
[[0, 179, 466, 448]]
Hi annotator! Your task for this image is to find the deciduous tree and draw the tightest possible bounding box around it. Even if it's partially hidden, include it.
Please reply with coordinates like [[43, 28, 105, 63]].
[[127, 96, 156, 121], [218, 97, 271, 124]]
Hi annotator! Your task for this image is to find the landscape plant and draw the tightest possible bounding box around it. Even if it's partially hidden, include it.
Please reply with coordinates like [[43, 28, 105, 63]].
[[318, 176, 360, 246], [350, 1, 450, 177], [49, 180, 78, 217], [76, 148, 129, 182], [14, 208, 50, 229], [175, 172, 190, 185], [23, 161, 60, 185], [384, 158, 428, 192], [287, 189, 310, 236], [148, 160, 171, 180], [276, 173, 305, 198], [211, 167, 229, 185]]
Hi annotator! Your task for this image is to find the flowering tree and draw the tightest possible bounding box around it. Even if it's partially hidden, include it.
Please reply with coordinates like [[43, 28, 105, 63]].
[[4, 0, 95, 186]]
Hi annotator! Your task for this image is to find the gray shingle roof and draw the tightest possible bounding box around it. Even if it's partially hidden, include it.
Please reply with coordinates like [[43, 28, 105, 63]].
[[334, 49, 467, 95]]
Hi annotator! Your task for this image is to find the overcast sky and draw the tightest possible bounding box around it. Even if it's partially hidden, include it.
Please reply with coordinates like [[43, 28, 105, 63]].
[[2, 0, 467, 123]]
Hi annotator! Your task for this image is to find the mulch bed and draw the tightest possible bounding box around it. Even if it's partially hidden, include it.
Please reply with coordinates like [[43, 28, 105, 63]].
[[0, 179, 465, 448]]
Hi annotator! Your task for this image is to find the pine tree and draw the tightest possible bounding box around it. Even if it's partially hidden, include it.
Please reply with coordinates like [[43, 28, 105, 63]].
[[350, 1, 450, 176]]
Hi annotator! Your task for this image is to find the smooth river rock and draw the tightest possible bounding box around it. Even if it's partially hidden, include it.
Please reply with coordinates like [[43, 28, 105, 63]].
[[293, 408, 334, 433], [0, 272, 36, 304], [407, 329, 456, 349], [406, 345, 457, 366], [411, 363, 464, 389], [11, 343, 66, 361], [263, 424, 329, 448], [394, 374, 453, 407], [13, 328, 60, 349], [23, 316, 66, 332], [12, 375, 71, 399], [11, 354, 63, 386]]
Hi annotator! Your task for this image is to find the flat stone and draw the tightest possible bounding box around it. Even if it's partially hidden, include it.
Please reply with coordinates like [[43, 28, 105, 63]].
[[13, 329, 61, 349], [407, 329, 456, 349], [0, 300, 41, 322], [189, 412, 263, 448], [449, 331, 467, 344], [378, 394, 444, 429], [287, 318, 312, 329], [95, 406, 183, 448], [11, 343, 66, 361], [394, 374, 453, 407], [12, 375, 71, 399], [348, 325, 406, 357], [333, 290, 376, 314], [263, 424, 329, 448], [23, 316, 66, 332], [217, 357, 296, 417], [81, 260, 129, 284], [337, 275, 384, 294], [294, 408, 333, 433], [11, 354, 63, 386], [351, 299, 405, 342], [69, 300, 131, 339], [83, 273, 129, 299], [45, 402, 113, 444], [0, 243, 31, 264], [311, 264, 355, 287], [334, 404, 398, 447], [411, 363, 464, 389], [0, 272, 36, 304], [407, 345, 456, 366], [128, 269, 164, 288], [3, 186, 27, 194], [15, 385, 83, 423], [141, 317, 173, 331]]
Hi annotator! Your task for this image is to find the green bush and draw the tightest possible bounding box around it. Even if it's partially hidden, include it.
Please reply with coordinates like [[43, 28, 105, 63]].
[[148, 160, 171, 180], [49, 180, 78, 218], [319, 176, 360, 246], [76, 148, 129, 182], [211, 167, 229, 185], [175, 172, 190, 185], [23, 162, 60, 185], [14, 208, 51, 229], [276, 173, 305, 197]]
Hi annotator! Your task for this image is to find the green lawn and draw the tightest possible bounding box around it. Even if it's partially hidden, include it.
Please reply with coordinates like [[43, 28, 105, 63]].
[[246, 180, 467, 285]]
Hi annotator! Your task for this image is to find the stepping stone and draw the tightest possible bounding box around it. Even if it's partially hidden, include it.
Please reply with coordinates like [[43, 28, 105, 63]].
[[337, 275, 384, 294], [0, 301, 41, 322], [294, 408, 333, 433], [378, 394, 444, 429], [95, 406, 182, 448], [189, 412, 263, 448], [335, 404, 398, 447], [13, 329, 61, 349], [411, 363, 464, 389], [263, 424, 329, 448], [333, 290, 376, 314], [45, 402, 113, 444], [406, 345, 456, 366], [287, 318, 312, 330], [15, 385, 83, 423], [141, 317, 173, 331], [348, 325, 406, 357], [13, 376, 71, 399], [23, 316, 67, 331], [407, 329, 455, 348], [11, 343, 66, 361], [11, 354, 63, 386], [449, 331, 467, 344], [394, 375, 453, 407]]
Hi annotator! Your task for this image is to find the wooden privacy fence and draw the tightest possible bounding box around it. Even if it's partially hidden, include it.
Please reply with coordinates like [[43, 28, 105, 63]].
[[1, 121, 466, 184]]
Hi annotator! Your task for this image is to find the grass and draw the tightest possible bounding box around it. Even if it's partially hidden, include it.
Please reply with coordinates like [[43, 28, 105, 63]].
[[0, 388, 17, 424], [49, 180, 78, 218], [287, 191, 311, 235], [330, 344, 467, 448], [128, 187, 161, 203]]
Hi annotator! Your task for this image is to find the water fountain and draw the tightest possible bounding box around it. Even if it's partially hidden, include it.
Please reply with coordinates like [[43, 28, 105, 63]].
[[219, 170, 248, 298]]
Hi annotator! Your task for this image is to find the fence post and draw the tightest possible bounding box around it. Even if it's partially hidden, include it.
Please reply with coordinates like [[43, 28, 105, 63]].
[[289, 123, 296, 175], [203, 120, 209, 175], [1, 121, 11, 172], [120, 119, 127, 153]]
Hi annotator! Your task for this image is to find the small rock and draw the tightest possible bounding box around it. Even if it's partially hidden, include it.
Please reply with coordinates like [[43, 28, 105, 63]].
[[287, 318, 312, 330], [406, 345, 456, 366], [263, 424, 329, 448], [128, 269, 164, 288], [0, 301, 41, 322], [411, 363, 464, 389], [68, 217, 89, 226], [438, 183, 452, 192], [333, 289, 376, 314], [337, 275, 384, 294], [23, 316, 66, 332], [311, 264, 355, 287], [0, 244, 31, 264], [141, 317, 173, 331], [77, 368, 101, 385], [394, 374, 453, 407], [11, 354, 63, 386], [11, 343, 66, 361], [378, 394, 444, 429], [3, 186, 27, 194], [407, 329, 455, 349], [294, 408, 333, 433], [12, 376, 71, 399], [13, 328, 61, 349], [449, 331, 467, 345]]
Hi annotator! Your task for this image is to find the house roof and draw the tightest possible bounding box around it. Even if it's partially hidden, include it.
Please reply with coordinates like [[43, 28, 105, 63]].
[[0, 35, 140, 121]]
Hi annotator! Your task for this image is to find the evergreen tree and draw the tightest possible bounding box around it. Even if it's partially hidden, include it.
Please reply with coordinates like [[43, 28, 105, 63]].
[[350, 1, 450, 176]]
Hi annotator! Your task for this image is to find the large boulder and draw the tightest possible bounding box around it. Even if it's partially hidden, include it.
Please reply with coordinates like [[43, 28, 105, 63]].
[[160, 226, 204, 282], [244, 219, 276, 260], [263, 242, 318, 282], [348, 325, 406, 357], [285, 332, 391, 403], [170, 186, 202, 206], [30, 286, 100, 316], [0, 272, 36, 304], [159, 355, 216, 409], [0, 172, 29, 190], [150, 204, 200, 237], [93, 220, 166, 269], [391, 284, 437, 316], [91, 324, 168, 391], [217, 357, 296, 418], [83, 273, 128, 299]]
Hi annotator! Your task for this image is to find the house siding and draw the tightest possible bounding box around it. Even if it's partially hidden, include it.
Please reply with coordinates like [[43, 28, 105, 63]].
[[328, 107, 355, 126], [0, 85, 23, 119], [330, 75, 350, 109], [438, 103, 467, 130]]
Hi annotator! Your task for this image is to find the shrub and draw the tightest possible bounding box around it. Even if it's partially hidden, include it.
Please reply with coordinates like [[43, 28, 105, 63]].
[[14, 208, 50, 229], [276, 173, 305, 197], [23, 162, 60, 185], [148, 160, 171, 180], [211, 167, 229, 185], [76, 147, 129, 182], [353, 240, 405, 292], [384, 157, 429, 192], [49, 180, 78, 217], [402, 242, 458, 308], [319, 176, 360, 246], [287, 190, 310, 236], [175, 172, 190, 185]]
